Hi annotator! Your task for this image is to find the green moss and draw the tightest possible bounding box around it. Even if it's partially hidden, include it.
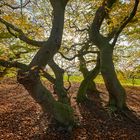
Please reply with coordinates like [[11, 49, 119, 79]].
[[52, 101, 75, 126], [76, 94, 87, 103], [108, 105, 117, 112]]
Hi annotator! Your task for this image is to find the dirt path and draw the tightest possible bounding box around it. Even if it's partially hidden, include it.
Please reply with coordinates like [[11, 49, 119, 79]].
[[0, 78, 140, 140]]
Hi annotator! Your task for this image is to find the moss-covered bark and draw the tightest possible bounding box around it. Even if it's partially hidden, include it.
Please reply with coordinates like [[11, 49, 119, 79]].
[[100, 46, 126, 109], [52, 101, 75, 126], [77, 54, 100, 103], [17, 0, 75, 127], [17, 70, 75, 127], [48, 59, 70, 104], [88, 0, 132, 110]]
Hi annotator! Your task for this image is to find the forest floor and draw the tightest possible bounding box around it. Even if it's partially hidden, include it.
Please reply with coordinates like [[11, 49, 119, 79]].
[[0, 78, 140, 140]]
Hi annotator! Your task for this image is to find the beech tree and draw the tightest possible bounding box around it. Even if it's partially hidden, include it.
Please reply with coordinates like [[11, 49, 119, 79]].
[[89, 0, 139, 110], [0, 0, 76, 127]]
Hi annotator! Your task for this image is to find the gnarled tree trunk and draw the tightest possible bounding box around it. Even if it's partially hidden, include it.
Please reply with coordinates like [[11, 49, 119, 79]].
[[17, 0, 75, 127], [77, 53, 100, 102], [48, 59, 70, 104], [17, 70, 74, 126], [87, 0, 137, 110], [100, 45, 126, 110]]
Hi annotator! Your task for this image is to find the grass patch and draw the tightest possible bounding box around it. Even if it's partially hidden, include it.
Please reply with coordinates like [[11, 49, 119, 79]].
[[64, 75, 83, 82], [120, 79, 140, 86], [64, 75, 140, 86], [2, 71, 140, 87]]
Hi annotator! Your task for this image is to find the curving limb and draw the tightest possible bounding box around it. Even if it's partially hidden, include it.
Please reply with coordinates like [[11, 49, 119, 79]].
[[111, 0, 139, 47], [0, 18, 45, 47]]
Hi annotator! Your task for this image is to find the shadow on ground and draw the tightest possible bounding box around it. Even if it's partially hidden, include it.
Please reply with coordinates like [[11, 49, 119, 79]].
[[0, 79, 140, 140]]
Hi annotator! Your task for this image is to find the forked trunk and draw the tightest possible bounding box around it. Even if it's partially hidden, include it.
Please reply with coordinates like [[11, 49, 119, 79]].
[[17, 0, 75, 127], [48, 60, 70, 104], [77, 54, 100, 102]]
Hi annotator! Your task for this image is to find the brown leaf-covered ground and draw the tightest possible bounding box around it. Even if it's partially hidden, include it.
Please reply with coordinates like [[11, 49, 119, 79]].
[[0, 78, 140, 140]]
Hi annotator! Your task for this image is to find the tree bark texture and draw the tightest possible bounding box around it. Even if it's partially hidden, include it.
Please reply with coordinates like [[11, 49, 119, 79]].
[[100, 45, 126, 109], [17, 0, 75, 127], [77, 54, 100, 102]]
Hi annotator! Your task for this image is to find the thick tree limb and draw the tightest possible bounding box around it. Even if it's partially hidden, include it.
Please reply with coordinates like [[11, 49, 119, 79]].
[[91, 0, 117, 32], [89, 0, 117, 47], [50, 0, 69, 9], [0, 59, 56, 84], [0, 18, 45, 47], [48, 59, 70, 104], [112, 0, 139, 46], [0, 59, 28, 70], [41, 69, 56, 84]]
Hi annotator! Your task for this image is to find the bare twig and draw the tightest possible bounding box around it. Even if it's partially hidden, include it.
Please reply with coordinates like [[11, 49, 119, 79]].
[[59, 50, 99, 61]]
